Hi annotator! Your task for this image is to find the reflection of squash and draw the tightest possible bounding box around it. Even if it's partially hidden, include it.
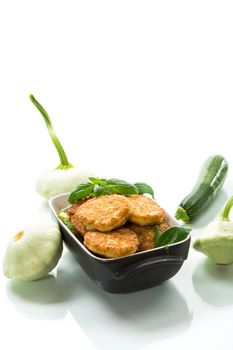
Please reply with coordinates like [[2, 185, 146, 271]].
[[3, 222, 63, 281]]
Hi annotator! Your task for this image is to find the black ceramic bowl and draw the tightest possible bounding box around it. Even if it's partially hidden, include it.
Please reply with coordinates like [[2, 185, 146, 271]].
[[49, 194, 191, 294]]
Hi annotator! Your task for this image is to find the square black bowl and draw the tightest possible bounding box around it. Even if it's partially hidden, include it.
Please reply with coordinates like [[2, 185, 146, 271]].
[[49, 194, 191, 293]]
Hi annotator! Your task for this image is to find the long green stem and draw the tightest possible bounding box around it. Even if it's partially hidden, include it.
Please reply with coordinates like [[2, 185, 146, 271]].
[[29, 94, 72, 168], [219, 195, 233, 221]]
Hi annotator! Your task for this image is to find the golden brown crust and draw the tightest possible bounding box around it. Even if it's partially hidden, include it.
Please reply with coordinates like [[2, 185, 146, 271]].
[[84, 228, 139, 258], [76, 195, 130, 232], [67, 194, 169, 257], [127, 195, 165, 225], [128, 224, 155, 251], [158, 220, 171, 233], [68, 202, 88, 236], [70, 215, 88, 236], [67, 200, 87, 216], [128, 219, 171, 251]]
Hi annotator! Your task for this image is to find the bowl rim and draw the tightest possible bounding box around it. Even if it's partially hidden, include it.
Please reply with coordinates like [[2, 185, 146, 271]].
[[49, 193, 191, 262]]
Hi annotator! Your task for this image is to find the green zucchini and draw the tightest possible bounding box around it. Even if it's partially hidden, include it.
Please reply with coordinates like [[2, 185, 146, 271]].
[[175, 155, 228, 222]]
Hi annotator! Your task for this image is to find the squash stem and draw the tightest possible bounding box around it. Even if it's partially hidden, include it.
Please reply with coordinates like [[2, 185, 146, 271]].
[[219, 195, 233, 221], [175, 206, 190, 223], [29, 94, 72, 168]]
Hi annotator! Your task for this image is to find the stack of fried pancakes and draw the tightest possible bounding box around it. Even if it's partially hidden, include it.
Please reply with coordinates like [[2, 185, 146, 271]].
[[68, 194, 170, 258]]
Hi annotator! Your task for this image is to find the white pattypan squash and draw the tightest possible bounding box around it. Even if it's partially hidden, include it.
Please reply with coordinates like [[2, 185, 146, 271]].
[[36, 167, 93, 199], [3, 222, 63, 281], [30, 94, 94, 199]]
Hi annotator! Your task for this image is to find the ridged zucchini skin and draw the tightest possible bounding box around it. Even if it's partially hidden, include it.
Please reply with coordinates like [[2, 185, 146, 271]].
[[175, 155, 228, 222]]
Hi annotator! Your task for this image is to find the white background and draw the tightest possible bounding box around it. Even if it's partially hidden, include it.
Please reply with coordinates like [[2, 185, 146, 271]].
[[1, 1, 233, 349]]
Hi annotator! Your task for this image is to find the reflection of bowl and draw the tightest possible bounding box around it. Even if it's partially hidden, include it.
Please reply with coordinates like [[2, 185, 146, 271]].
[[49, 194, 191, 294]]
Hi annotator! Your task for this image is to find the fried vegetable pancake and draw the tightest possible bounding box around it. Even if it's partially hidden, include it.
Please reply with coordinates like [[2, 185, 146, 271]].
[[70, 215, 87, 236], [127, 195, 165, 225], [128, 224, 155, 251], [75, 194, 130, 232], [158, 219, 171, 233], [84, 228, 139, 258], [129, 220, 171, 251], [68, 202, 82, 216], [68, 202, 88, 236]]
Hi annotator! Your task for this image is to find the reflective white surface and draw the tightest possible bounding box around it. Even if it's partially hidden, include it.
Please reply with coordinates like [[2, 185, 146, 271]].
[[1, 170, 233, 350], [1, 1, 233, 349], [2, 234, 233, 350]]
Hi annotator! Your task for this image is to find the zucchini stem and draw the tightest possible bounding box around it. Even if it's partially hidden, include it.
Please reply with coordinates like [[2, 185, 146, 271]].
[[175, 206, 190, 222], [219, 195, 233, 221], [29, 94, 72, 169]]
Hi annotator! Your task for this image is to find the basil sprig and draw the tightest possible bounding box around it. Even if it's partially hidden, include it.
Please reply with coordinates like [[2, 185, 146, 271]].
[[154, 225, 192, 248], [68, 177, 154, 203]]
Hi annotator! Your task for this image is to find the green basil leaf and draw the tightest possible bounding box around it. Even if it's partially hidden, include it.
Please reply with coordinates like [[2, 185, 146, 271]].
[[134, 182, 154, 197], [68, 182, 94, 203], [106, 185, 138, 196], [93, 184, 112, 197], [105, 184, 139, 195], [88, 177, 107, 186], [156, 225, 191, 248], [106, 178, 139, 195], [107, 178, 136, 186], [154, 225, 162, 247]]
